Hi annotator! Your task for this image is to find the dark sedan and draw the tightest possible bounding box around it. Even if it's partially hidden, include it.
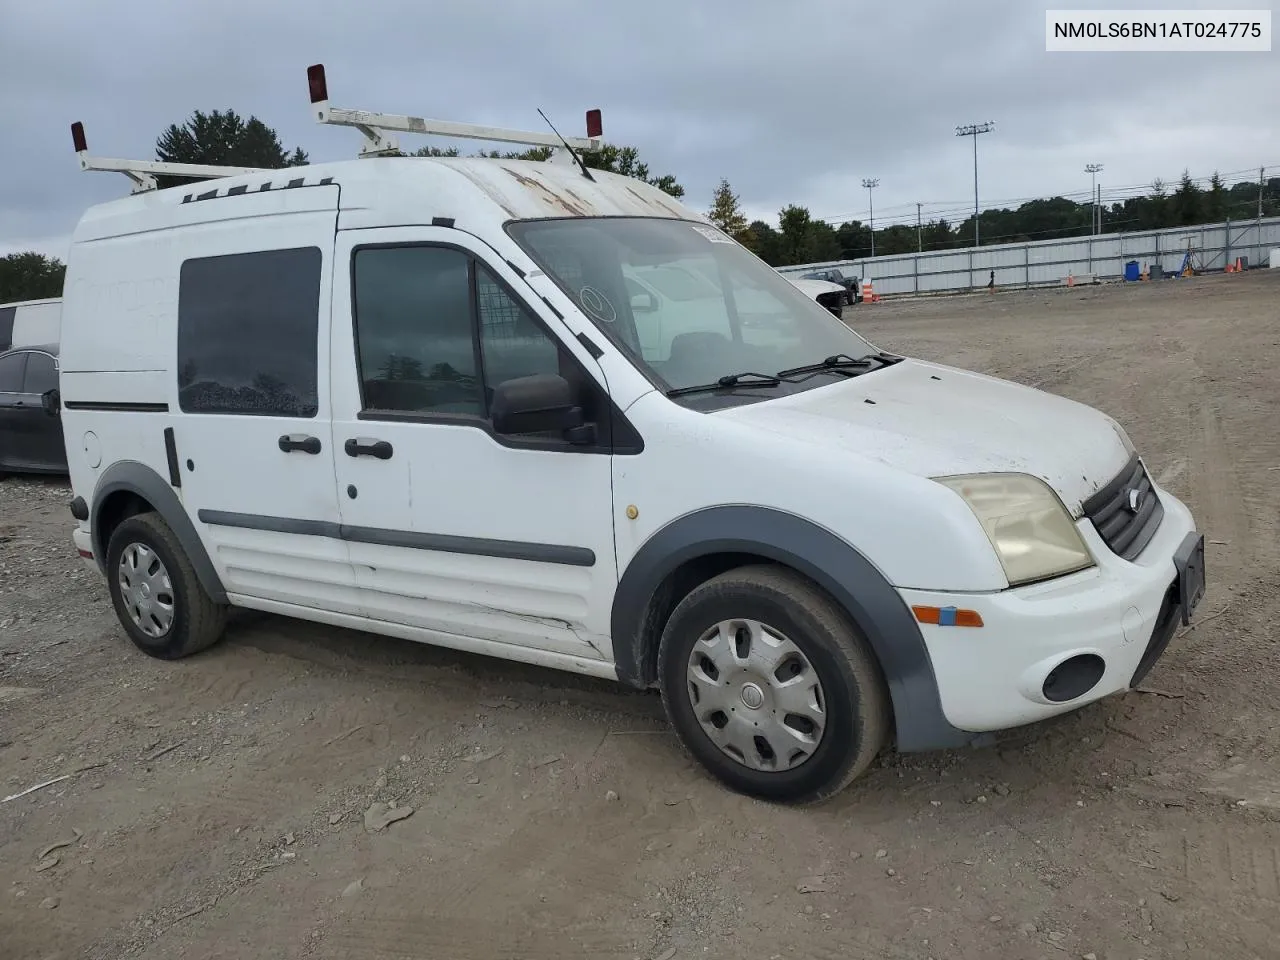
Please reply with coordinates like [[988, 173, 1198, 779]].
[[0, 344, 67, 476]]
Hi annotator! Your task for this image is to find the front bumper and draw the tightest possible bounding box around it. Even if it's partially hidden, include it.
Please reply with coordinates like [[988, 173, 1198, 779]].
[[900, 484, 1205, 732], [72, 526, 98, 574]]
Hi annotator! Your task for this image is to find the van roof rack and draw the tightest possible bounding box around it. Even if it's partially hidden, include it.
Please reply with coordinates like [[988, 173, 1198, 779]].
[[70, 65, 605, 195], [70, 122, 269, 194], [306, 63, 604, 166]]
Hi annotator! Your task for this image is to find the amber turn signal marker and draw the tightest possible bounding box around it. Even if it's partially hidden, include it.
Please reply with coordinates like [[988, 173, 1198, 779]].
[[912, 605, 984, 627]]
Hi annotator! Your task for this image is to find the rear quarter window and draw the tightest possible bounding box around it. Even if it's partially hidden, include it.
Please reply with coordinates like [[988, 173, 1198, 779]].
[[177, 247, 322, 417], [22, 352, 58, 393], [0, 351, 25, 392]]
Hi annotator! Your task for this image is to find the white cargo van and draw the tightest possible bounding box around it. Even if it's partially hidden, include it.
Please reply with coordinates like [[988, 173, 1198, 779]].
[[57, 66, 1205, 802]]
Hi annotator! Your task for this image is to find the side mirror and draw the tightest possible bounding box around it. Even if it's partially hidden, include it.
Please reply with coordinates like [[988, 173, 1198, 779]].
[[630, 291, 658, 313], [41, 388, 60, 417], [490, 374, 594, 444]]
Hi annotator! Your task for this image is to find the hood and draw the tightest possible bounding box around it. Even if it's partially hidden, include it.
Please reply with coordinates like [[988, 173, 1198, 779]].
[[787, 277, 845, 298], [717, 358, 1132, 516]]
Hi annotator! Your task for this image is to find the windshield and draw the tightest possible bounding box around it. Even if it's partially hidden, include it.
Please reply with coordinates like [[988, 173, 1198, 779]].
[[506, 217, 877, 395]]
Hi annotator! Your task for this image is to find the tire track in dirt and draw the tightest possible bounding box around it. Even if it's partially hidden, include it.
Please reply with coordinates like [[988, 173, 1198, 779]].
[[320, 911, 637, 960]]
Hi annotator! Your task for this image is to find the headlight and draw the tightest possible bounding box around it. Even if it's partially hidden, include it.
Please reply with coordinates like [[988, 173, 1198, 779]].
[[934, 473, 1095, 586]]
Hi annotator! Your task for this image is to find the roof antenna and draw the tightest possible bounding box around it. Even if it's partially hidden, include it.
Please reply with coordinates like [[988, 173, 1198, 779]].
[[537, 107, 595, 182]]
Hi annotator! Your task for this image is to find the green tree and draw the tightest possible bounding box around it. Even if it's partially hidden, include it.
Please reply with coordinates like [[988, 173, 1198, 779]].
[[1172, 169, 1203, 225], [835, 221, 870, 260], [707, 179, 750, 243], [0, 252, 65, 302], [745, 220, 784, 265], [155, 109, 308, 189], [776, 205, 840, 265], [1206, 171, 1228, 221], [578, 144, 683, 198]]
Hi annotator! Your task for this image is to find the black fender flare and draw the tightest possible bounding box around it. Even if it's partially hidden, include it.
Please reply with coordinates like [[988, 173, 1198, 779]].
[[609, 505, 972, 752], [90, 460, 228, 604]]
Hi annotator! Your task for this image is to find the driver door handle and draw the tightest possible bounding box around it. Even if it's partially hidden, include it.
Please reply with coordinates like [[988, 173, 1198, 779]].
[[345, 437, 394, 460], [278, 434, 322, 455]]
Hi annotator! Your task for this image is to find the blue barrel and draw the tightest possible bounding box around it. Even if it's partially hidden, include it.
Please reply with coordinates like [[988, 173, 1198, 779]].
[[1124, 260, 1140, 281]]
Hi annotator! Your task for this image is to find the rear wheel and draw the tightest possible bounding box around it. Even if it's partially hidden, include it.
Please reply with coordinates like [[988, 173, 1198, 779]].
[[657, 565, 890, 803], [105, 512, 227, 660]]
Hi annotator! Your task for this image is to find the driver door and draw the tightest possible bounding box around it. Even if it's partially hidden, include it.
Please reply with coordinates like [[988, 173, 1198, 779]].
[[328, 227, 620, 663]]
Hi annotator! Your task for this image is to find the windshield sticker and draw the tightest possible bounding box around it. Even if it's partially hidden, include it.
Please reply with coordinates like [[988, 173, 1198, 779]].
[[691, 224, 734, 244], [578, 286, 617, 324]]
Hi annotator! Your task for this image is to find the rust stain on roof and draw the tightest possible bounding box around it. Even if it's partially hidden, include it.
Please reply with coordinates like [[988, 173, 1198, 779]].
[[505, 169, 589, 216], [446, 159, 691, 221]]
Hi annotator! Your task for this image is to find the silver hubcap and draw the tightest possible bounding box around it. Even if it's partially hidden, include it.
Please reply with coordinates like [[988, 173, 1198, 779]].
[[117, 543, 175, 638], [686, 618, 826, 772]]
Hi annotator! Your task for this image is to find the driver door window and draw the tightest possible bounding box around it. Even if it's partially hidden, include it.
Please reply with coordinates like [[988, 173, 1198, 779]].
[[352, 244, 581, 432], [353, 246, 485, 417]]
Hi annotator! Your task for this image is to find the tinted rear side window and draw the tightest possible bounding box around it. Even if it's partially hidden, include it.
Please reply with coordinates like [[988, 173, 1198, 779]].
[[23, 352, 58, 393], [177, 247, 322, 417], [0, 307, 14, 352], [0, 352, 25, 392]]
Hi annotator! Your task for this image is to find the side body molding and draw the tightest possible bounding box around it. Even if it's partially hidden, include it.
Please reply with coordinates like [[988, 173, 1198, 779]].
[[609, 505, 973, 752], [90, 460, 228, 604]]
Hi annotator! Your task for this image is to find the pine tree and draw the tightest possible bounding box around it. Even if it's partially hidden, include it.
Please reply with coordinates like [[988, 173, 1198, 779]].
[[708, 179, 750, 242]]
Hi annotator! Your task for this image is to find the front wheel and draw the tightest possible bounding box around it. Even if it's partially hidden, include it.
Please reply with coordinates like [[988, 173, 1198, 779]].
[[657, 565, 890, 803]]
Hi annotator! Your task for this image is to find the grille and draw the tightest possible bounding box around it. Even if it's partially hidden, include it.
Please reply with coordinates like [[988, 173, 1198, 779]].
[[815, 290, 843, 316], [1082, 454, 1164, 561]]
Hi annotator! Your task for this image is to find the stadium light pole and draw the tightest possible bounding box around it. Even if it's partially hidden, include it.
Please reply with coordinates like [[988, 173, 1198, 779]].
[[1085, 163, 1103, 234], [862, 178, 879, 258], [956, 122, 994, 247]]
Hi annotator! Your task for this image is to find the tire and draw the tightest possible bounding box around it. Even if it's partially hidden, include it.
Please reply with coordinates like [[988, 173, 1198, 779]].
[[105, 512, 227, 660], [657, 565, 890, 804]]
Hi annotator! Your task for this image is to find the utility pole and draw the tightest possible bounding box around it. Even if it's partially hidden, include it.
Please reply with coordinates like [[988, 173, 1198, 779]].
[[1085, 164, 1103, 235], [862, 178, 879, 258], [916, 201, 923, 252], [956, 122, 994, 247], [1260, 166, 1266, 219]]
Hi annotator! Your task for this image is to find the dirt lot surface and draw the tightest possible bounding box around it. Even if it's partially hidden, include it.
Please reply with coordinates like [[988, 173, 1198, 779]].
[[3, 270, 1279, 960]]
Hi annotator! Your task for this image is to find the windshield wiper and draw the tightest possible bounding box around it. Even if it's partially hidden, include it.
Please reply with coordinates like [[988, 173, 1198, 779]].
[[665, 371, 783, 398], [775, 353, 880, 378]]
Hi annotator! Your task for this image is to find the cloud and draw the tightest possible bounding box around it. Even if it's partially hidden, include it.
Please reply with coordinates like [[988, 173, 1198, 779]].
[[2, 0, 1276, 257]]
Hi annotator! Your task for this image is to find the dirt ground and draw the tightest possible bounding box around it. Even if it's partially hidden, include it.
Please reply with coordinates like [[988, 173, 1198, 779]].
[[3, 270, 1279, 960]]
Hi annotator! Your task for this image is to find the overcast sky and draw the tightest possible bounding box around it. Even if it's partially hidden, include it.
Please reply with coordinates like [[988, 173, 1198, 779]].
[[2, 0, 1276, 260]]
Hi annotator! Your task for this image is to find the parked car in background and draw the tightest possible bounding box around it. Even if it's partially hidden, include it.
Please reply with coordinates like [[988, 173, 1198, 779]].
[[800, 268, 860, 305], [785, 276, 846, 317], [0, 343, 66, 476]]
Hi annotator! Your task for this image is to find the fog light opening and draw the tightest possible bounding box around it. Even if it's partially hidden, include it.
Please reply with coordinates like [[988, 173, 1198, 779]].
[[1042, 654, 1106, 703]]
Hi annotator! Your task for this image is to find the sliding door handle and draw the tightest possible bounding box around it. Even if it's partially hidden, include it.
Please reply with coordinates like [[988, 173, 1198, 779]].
[[278, 434, 322, 455]]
